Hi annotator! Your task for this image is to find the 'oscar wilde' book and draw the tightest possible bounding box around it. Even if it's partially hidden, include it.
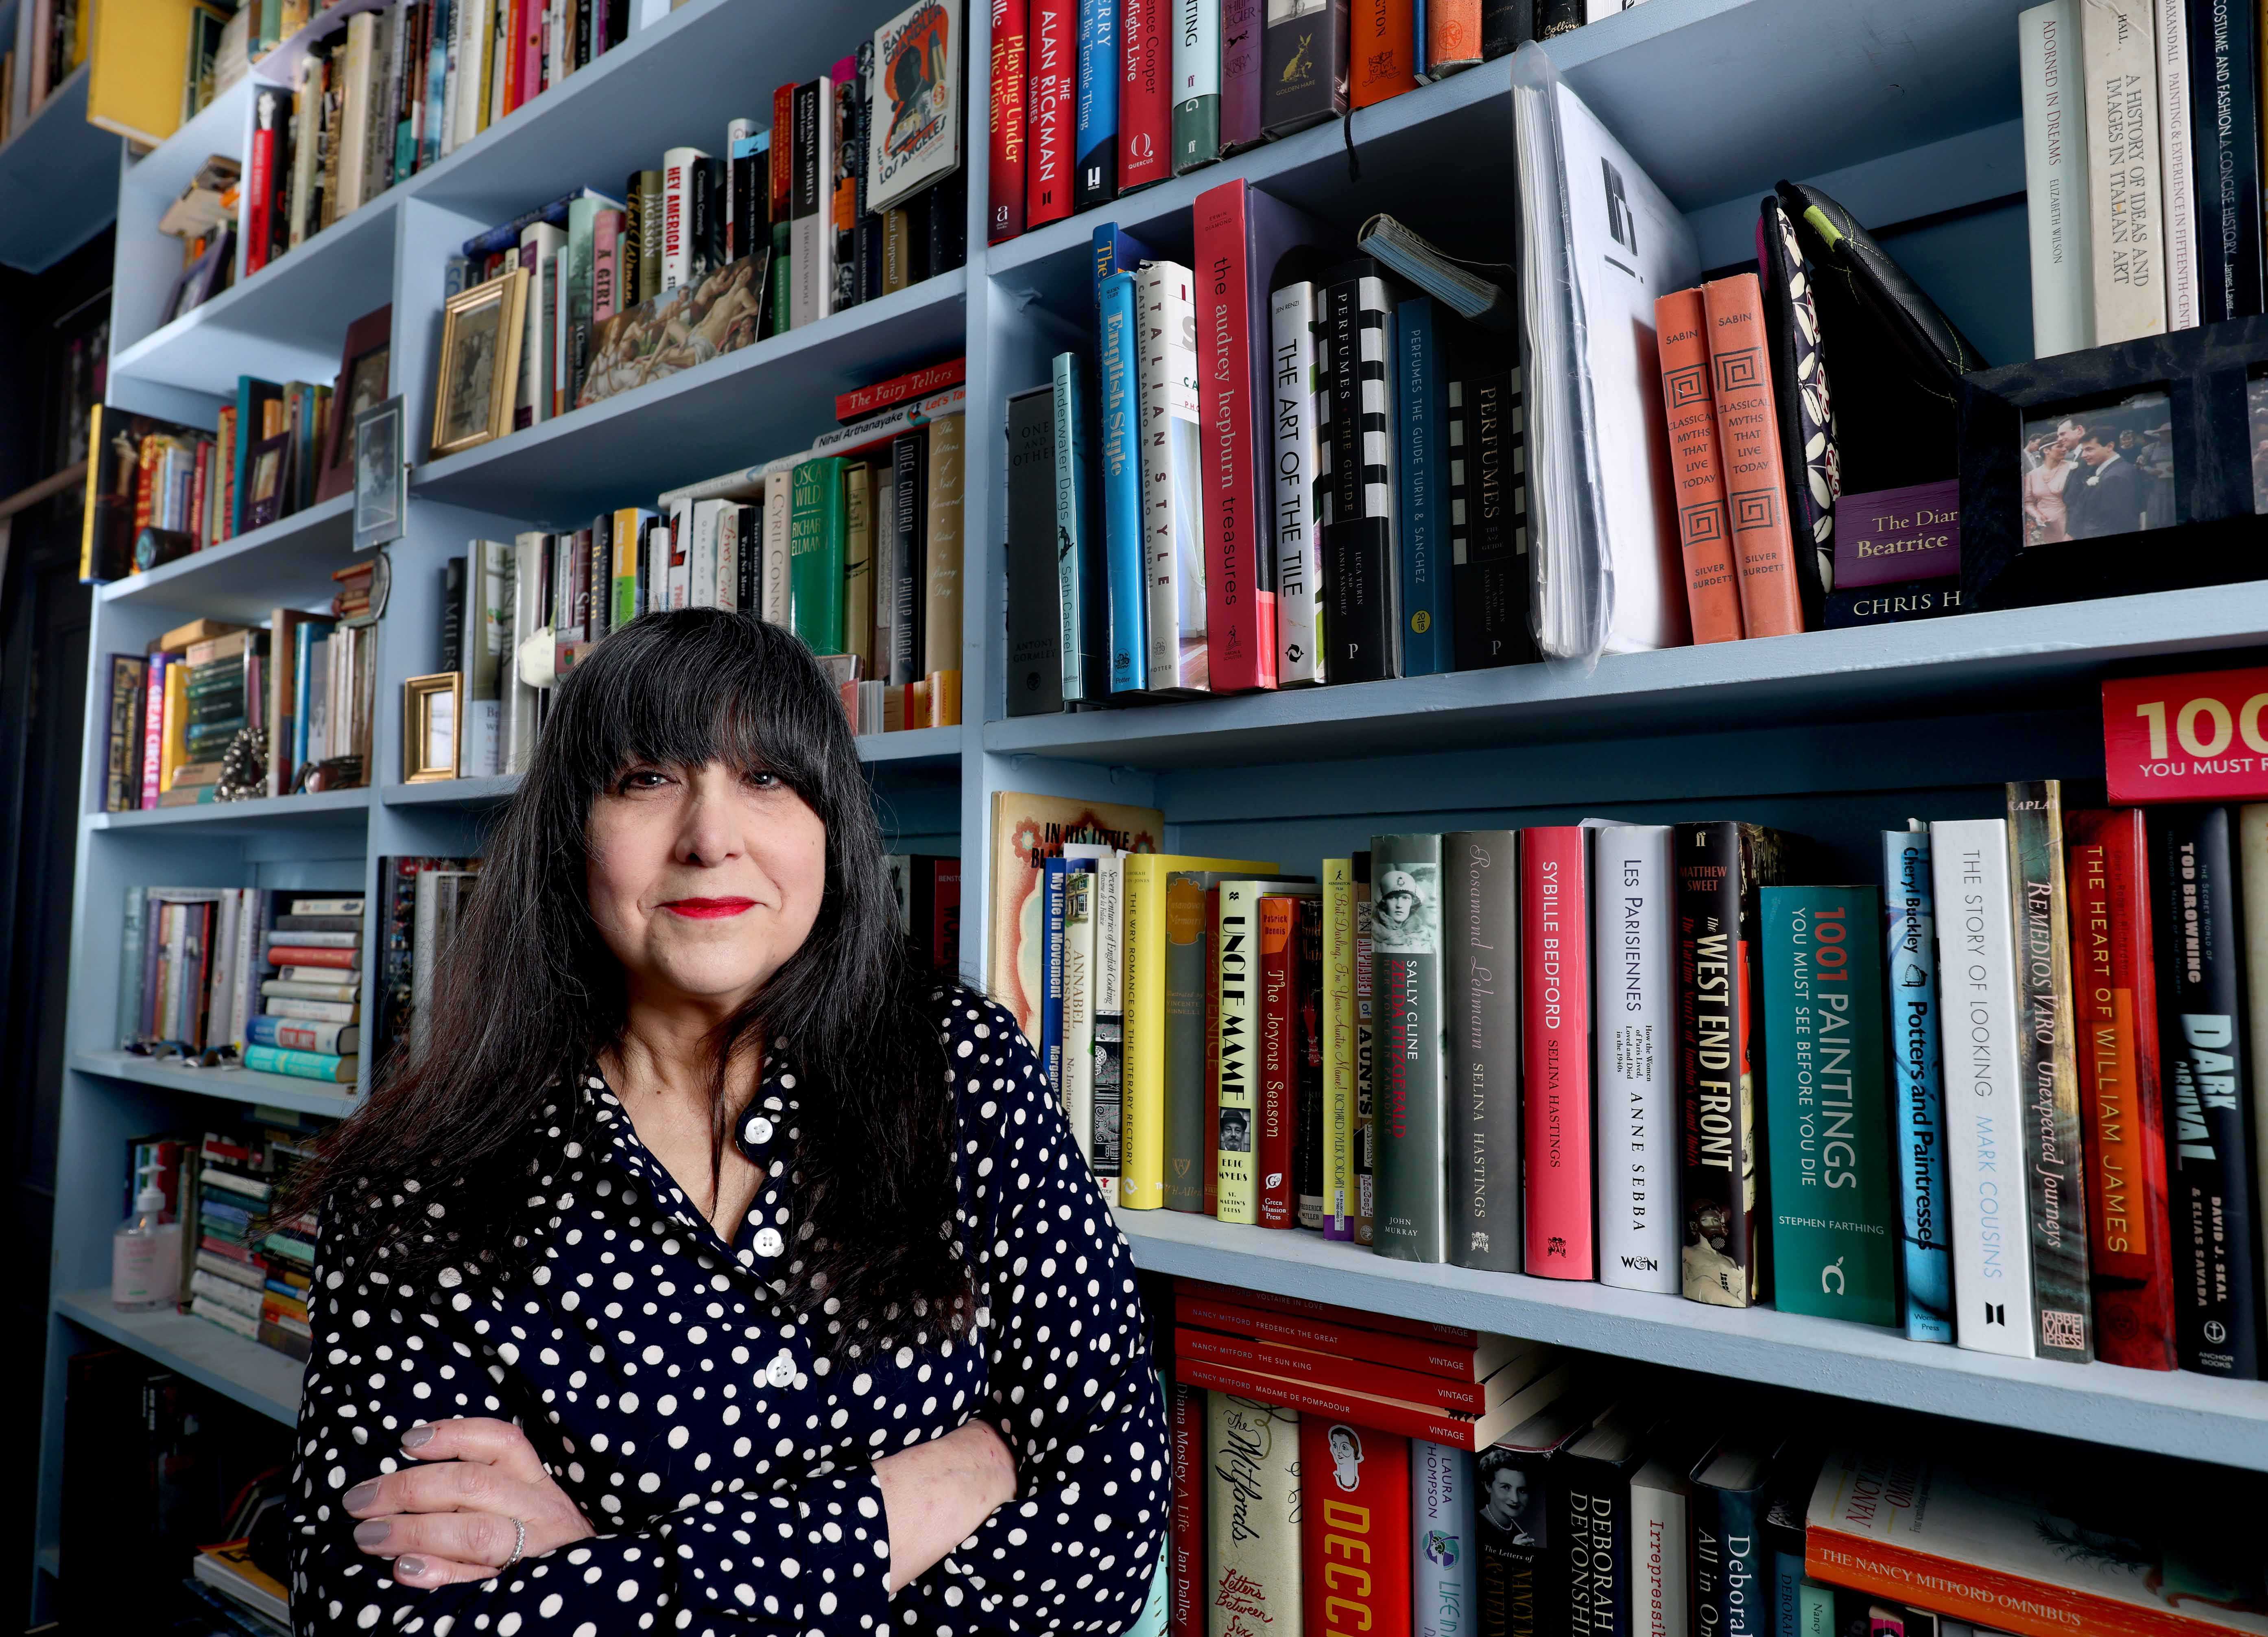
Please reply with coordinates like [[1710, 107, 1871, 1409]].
[[1521, 826, 1592, 1279], [2064, 807, 2176, 1371], [1207, 1395, 1302, 1634], [1300, 1416, 1413, 1637], [987, 0, 1028, 242], [1881, 825, 1955, 1344], [1445, 830, 1519, 1274], [1650, 286, 1744, 644], [1372, 832, 1449, 1262]]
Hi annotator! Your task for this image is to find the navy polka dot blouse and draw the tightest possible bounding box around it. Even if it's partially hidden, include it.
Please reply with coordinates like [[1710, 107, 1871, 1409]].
[[288, 992, 1170, 1634]]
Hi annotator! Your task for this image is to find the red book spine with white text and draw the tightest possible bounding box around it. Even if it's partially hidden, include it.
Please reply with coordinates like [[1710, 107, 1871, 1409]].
[[1520, 825, 1593, 1278], [1119, 0, 1170, 190], [770, 83, 797, 223], [1299, 1416, 1414, 1637], [244, 98, 279, 275], [1176, 1278, 1483, 1345], [1024, 0, 1074, 228], [836, 357, 969, 424], [1174, 1294, 1492, 1379], [267, 945, 358, 968], [1176, 1327, 1494, 1413], [987, 0, 1028, 242], [1168, 1375, 1205, 1637], [1257, 894, 1299, 1228], [1193, 177, 1279, 691]]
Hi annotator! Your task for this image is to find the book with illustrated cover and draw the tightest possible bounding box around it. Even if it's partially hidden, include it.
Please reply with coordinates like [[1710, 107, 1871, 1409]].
[[1207, 1395, 1302, 1635], [987, 791, 1162, 1043], [869, 0, 961, 214], [1373, 832, 1449, 1262], [1299, 1416, 1410, 1636]]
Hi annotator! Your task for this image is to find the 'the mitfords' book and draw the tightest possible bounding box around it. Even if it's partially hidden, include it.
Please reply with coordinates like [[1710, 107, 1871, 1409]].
[[987, 791, 1163, 1041], [1207, 1394, 1303, 1635], [1759, 885, 1898, 1327]]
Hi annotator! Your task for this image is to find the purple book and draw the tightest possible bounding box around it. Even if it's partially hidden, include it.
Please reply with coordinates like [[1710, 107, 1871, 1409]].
[[1221, 0, 1264, 153]]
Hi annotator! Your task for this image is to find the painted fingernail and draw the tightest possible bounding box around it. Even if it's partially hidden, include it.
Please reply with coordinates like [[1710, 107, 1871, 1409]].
[[353, 1521, 391, 1548], [344, 1481, 380, 1510], [401, 1426, 436, 1450], [395, 1556, 429, 1579]]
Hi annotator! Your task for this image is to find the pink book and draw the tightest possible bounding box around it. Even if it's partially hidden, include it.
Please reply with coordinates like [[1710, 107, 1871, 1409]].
[[1520, 826, 1593, 1279], [592, 208, 624, 323], [140, 655, 167, 810]]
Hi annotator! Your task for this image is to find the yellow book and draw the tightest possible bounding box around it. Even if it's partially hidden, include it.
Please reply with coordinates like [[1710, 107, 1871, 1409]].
[[1321, 859, 1356, 1238], [159, 659, 190, 791], [77, 403, 106, 582], [86, 0, 196, 144], [1120, 852, 1274, 1211]]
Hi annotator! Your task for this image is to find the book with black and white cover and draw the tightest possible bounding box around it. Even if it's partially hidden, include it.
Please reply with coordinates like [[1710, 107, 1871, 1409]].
[[1928, 817, 2037, 1359], [889, 431, 927, 683], [790, 76, 836, 328], [1052, 352, 1106, 703], [2019, 1, 2095, 356], [1270, 275, 1328, 686], [1590, 822, 1679, 1294], [1138, 260, 1208, 693], [2079, 0, 2166, 342], [1321, 265, 1400, 682], [867, 0, 962, 214], [1445, 830, 1518, 1274], [1628, 1446, 1692, 1637]]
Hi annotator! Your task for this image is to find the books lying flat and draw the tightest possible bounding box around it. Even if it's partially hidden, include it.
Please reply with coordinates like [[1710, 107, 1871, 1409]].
[[194, 1539, 291, 1628], [1172, 1327, 1555, 1414], [1176, 1276, 1483, 1345], [1169, 1354, 1575, 1449], [1173, 1289, 1525, 1382]]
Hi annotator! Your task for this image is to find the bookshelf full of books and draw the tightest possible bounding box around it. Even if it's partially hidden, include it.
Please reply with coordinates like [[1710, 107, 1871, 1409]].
[[39, 0, 2268, 1630]]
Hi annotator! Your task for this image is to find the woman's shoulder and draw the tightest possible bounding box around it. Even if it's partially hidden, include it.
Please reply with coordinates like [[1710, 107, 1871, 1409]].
[[924, 984, 1054, 1119]]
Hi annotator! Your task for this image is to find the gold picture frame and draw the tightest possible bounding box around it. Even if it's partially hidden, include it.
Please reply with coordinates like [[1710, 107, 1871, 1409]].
[[403, 671, 462, 782], [428, 270, 528, 459]]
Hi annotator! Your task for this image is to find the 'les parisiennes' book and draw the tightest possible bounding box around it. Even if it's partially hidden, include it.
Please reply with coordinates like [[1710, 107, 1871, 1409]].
[[1591, 822, 1680, 1294], [1445, 830, 1519, 1274], [1373, 832, 1449, 1262], [1522, 826, 1592, 1279], [1881, 824, 1955, 1344]]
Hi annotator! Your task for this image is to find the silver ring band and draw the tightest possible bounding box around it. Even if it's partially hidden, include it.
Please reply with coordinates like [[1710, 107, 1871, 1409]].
[[503, 1515, 526, 1571]]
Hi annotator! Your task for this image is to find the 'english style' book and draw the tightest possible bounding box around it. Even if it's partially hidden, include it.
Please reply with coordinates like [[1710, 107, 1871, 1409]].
[[1373, 832, 1449, 1262], [1446, 830, 1519, 1274], [1591, 822, 1679, 1294], [1521, 826, 1591, 1279], [1881, 825, 1955, 1344]]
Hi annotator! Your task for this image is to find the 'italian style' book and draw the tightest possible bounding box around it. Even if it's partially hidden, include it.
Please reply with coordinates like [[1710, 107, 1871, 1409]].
[[1591, 822, 1679, 1294], [1299, 1415, 1412, 1637], [1521, 826, 1591, 1279], [1373, 832, 1449, 1262], [1701, 274, 1803, 638], [1413, 1438, 1476, 1637], [1445, 830, 1519, 1274], [1881, 825, 1955, 1344], [1207, 1394, 1302, 1635]]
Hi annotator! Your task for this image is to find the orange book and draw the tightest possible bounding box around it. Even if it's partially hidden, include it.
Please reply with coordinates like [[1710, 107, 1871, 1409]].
[[1427, 0, 1481, 73], [1652, 288, 1744, 644], [1350, 0, 1417, 108], [1701, 273, 1805, 637]]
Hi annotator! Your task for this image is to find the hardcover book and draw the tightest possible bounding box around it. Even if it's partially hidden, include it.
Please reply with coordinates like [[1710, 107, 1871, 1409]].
[[1521, 826, 1591, 1279], [985, 790, 1162, 1043], [1270, 278, 1328, 686], [1323, 859, 1359, 1238], [1559, 1409, 1650, 1637], [1591, 823, 1680, 1294], [988, 0, 1029, 242], [1168, 868, 1268, 1213], [1026, 0, 1074, 226], [1323, 265, 1403, 682], [1475, 1397, 1598, 1637], [1651, 286, 1744, 643], [1701, 274, 1803, 638], [1139, 260, 1209, 692], [1691, 1440, 1772, 1637], [1207, 1395, 1302, 1635], [1445, 830, 1519, 1274], [1373, 832, 1449, 1262], [1215, 879, 1270, 1225], [1299, 1416, 1412, 1637], [1452, 366, 1535, 669], [1395, 296, 1455, 676], [1052, 352, 1108, 702], [1075, 0, 1120, 207], [1413, 1438, 1477, 1637], [2188, 0, 2263, 323], [1220, 0, 1263, 151], [1099, 269, 1150, 693], [1881, 826, 1955, 1344], [1168, 1376, 1204, 1637], [1120, 0, 1171, 190], [1003, 385, 1063, 715], [1261, 0, 1349, 138], [1172, 0, 1220, 173], [2078, 0, 2167, 342]]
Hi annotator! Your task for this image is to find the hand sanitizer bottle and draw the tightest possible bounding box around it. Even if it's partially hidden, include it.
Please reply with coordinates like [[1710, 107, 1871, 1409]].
[[112, 1159, 182, 1313]]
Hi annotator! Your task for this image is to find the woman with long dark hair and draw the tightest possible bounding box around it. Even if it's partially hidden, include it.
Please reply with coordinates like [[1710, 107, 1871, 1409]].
[[285, 610, 1167, 1635]]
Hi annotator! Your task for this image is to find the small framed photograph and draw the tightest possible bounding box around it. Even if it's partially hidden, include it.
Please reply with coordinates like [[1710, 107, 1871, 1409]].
[[317, 304, 393, 503], [403, 672, 461, 782], [244, 433, 288, 530], [429, 270, 528, 459], [2018, 392, 2177, 545], [354, 394, 406, 551]]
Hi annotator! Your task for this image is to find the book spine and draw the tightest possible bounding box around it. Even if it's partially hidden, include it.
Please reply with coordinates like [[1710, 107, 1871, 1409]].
[[242, 1044, 353, 1082], [1178, 1324, 1498, 1415], [1759, 885, 1901, 1327], [1122, 857, 1168, 1209], [1354, 852, 1377, 1244], [1076, 0, 1120, 208], [1929, 818, 2039, 1358], [1446, 830, 1519, 1273], [789, 79, 832, 328], [1174, 1292, 1489, 1373], [1594, 824, 1680, 1294], [1100, 270, 1149, 693], [1298, 1416, 1411, 1637], [1172, 0, 1220, 172], [1181, 1353, 1521, 1450], [989, 0, 1030, 241], [1165, 870, 1215, 1214], [2189, 0, 2264, 322], [1374, 831, 1448, 1263], [1257, 892, 1301, 1228], [1322, 860, 1358, 1238], [1194, 180, 1279, 692], [1220, 0, 1263, 150], [1206, 1395, 1302, 1627], [1270, 280, 1327, 686], [1652, 286, 1744, 643], [1881, 828, 1956, 1344], [247, 88, 282, 275], [2152, 0, 2200, 328], [1043, 858, 1067, 1094], [1412, 1440, 1477, 1637], [1262, 0, 1347, 136], [247, 1015, 356, 1053], [1139, 260, 1208, 692], [1052, 354, 1101, 702], [1521, 826, 1593, 1279], [2069, 808, 2178, 1369], [1216, 882, 1263, 1225], [1395, 296, 1452, 676], [2006, 782, 2095, 1361], [1351, 0, 1417, 107], [921, 415, 965, 682], [1676, 820, 1764, 1308], [1323, 276, 1399, 683], [1453, 367, 1534, 669], [1631, 1475, 1689, 1637], [1027, 0, 1074, 227], [1561, 1456, 1634, 1637], [1427, 0, 1481, 72], [1004, 386, 1065, 715], [1095, 853, 1126, 1178], [1294, 895, 1325, 1228], [2081, 0, 2168, 341], [1701, 274, 1802, 639], [1168, 1378, 1204, 1637], [1121, 0, 1172, 188], [2150, 805, 2263, 1377]]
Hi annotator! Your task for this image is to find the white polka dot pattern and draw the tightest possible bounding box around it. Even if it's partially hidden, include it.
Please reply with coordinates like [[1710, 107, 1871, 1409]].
[[286, 992, 1169, 1635]]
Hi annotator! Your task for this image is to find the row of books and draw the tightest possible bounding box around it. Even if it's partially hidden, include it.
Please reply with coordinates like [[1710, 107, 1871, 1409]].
[[180, 1126, 322, 1362], [371, 856, 481, 1073], [886, 854, 962, 971], [11, 0, 86, 140], [1156, 1277, 2255, 1637], [2018, 0, 2268, 357], [994, 781, 2268, 1383], [117, 887, 365, 1081], [986, 0, 1646, 244], [100, 602, 376, 809]]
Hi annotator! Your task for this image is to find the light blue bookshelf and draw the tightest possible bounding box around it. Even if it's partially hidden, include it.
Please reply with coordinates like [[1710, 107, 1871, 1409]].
[[36, 0, 2268, 1619]]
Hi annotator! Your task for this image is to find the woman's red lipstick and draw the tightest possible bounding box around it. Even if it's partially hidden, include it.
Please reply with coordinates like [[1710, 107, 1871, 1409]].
[[662, 897, 756, 918]]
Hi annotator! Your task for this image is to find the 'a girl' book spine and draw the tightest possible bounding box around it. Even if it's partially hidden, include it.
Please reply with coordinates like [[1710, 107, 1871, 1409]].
[[1026, 0, 1074, 228], [2066, 806, 2176, 1370], [1881, 826, 1955, 1344], [1413, 1438, 1476, 1637], [1215, 880, 1264, 1225], [1521, 825, 1593, 1279], [2019, 0, 2094, 353], [1171, 0, 1220, 173], [1446, 829, 1520, 1274], [2188, 0, 2264, 322], [1593, 823, 1679, 1293], [1373, 831, 1449, 1263], [987, 0, 1029, 243], [1323, 858, 1358, 1238], [1650, 286, 1744, 644], [1928, 817, 2038, 1359], [1138, 260, 1208, 692], [2079, 0, 2167, 342], [1076, 0, 1121, 209], [1207, 1394, 1302, 1631], [2150, 804, 2263, 1377], [1270, 279, 1328, 687], [1098, 269, 1149, 693], [1120, 0, 1172, 190], [1299, 1416, 1412, 1637]]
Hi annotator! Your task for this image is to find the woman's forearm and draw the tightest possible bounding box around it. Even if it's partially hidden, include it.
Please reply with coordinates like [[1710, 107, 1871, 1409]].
[[872, 1417, 1019, 1593]]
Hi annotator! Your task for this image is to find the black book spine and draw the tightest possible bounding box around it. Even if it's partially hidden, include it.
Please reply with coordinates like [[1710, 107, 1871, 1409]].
[[1675, 820, 1769, 1309], [889, 431, 927, 686], [439, 556, 465, 673], [1322, 277, 1397, 682], [731, 152, 762, 262], [737, 507, 762, 613], [574, 0, 592, 70], [1481, 0, 1535, 58], [1822, 577, 1962, 627], [928, 168, 968, 274], [1447, 828, 1521, 1272], [2150, 805, 2264, 1378], [2191, 0, 2266, 323], [1475, 1447, 1564, 1637], [1454, 368, 1537, 668], [1537, 0, 1579, 37], [1560, 1455, 1635, 1637], [1260, 0, 1348, 138], [605, 0, 628, 50]]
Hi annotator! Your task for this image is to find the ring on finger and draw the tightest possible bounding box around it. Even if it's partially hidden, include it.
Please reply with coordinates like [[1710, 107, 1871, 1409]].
[[502, 1516, 526, 1571]]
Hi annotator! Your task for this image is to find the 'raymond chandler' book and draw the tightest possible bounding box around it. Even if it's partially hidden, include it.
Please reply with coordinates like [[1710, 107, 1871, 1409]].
[[1881, 824, 1955, 1344], [1373, 832, 1449, 1262], [1445, 830, 1520, 1274]]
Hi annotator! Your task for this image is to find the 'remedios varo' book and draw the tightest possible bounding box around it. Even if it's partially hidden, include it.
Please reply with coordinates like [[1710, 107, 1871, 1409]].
[[1521, 825, 1591, 1279], [2019, 1, 2095, 356], [1138, 259, 1209, 692], [1446, 830, 1519, 1274], [1299, 1416, 1410, 1637], [1882, 824, 1955, 1344], [1004, 385, 1064, 716], [1590, 822, 1679, 1294], [1270, 275, 1328, 686], [2005, 780, 2095, 1362], [1322, 858, 1359, 1239], [1206, 1395, 1301, 1635], [1414, 1438, 1476, 1637], [2149, 805, 2262, 1379], [1928, 817, 2038, 1359], [2078, 0, 2166, 342], [1372, 831, 1449, 1262]]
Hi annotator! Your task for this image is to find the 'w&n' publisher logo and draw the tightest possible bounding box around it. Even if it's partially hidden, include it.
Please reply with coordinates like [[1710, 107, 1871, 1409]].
[[1982, 1302, 2007, 1327]]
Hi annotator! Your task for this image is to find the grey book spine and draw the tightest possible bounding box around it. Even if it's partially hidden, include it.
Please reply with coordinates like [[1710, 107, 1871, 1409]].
[[1004, 385, 1065, 715], [1372, 831, 1448, 1262], [1446, 829, 1520, 1272]]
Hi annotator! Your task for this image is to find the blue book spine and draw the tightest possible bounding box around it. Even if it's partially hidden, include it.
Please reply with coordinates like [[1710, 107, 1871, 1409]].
[[1052, 352, 1104, 702], [1395, 298, 1452, 675], [1042, 858, 1069, 1093], [1882, 826, 1955, 1344], [1711, 1484, 1767, 1637], [1098, 270, 1148, 692], [1075, 0, 1121, 210], [422, 0, 452, 170], [291, 623, 316, 774], [1412, 1440, 1476, 1637], [1091, 223, 1153, 316]]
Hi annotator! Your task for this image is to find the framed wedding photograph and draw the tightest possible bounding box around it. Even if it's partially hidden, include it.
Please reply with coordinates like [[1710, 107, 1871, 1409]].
[[317, 304, 392, 503], [429, 270, 527, 459], [354, 395, 406, 551], [403, 672, 461, 782]]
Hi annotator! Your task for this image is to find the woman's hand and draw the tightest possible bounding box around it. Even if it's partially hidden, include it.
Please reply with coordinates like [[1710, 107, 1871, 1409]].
[[343, 1418, 596, 1588], [873, 1417, 1019, 1593]]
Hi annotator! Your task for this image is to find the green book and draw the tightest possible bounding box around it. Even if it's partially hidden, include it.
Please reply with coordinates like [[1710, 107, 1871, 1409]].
[[788, 456, 848, 654], [771, 221, 792, 335], [1369, 831, 1448, 1264], [1759, 884, 1898, 1327]]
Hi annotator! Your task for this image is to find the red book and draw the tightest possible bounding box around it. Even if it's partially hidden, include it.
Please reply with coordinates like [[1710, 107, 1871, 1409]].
[[267, 945, 358, 968], [836, 357, 969, 424], [1298, 1416, 1413, 1637], [1203, 884, 1223, 1218], [987, 0, 1029, 242], [1701, 273, 1804, 637], [498, 0, 522, 114], [189, 445, 209, 549], [1349, 0, 1418, 109], [1177, 1344, 1569, 1448], [1173, 1292, 1518, 1381], [1652, 287, 1744, 644], [1257, 893, 1299, 1227], [2065, 809, 2179, 1370], [1025, 0, 1074, 227], [1168, 1375, 1205, 1637], [1175, 1277, 1483, 1346], [1520, 826, 1593, 1279], [1119, 0, 1170, 190], [769, 84, 797, 223], [244, 95, 279, 276], [1174, 1327, 1535, 1414]]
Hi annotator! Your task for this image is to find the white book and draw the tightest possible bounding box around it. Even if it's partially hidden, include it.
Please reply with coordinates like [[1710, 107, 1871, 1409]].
[[1137, 260, 1207, 693], [789, 76, 835, 329], [1587, 822, 1679, 1293], [520, 222, 565, 426], [690, 498, 723, 608], [190, 1274, 264, 1319], [1628, 1456, 1691, 1637], [1062, 863, 1098, 1165], [715, 501, 742, 612], [2152, 0, 2198, 329], [761, 462, 795, 627], [2019, 2, 2097, 356], [205, 889, 238, 1055], [265, 997, 360, 1022], [1928, 817, 2038, 1359], [456, 0, 493, 151], [661, 146, 705, 292], [2080, 0, 2167, 342], [1093, 851, 1126, 1175], [1412, 1440, 1476, 1637], [439, 0, 465, 157], [1173, 0, 1219, 118], [664, 496, 692, 609], [335, 12, 378, 218], [506, 531, 545, 774], [262, 978, 359, 1002], [230, 888, 263, 1052], [288, 53, 323, 247], [192, 1296, 262, 1340], [1269, 279, 1326, 686], [265, 929, 360, 948]]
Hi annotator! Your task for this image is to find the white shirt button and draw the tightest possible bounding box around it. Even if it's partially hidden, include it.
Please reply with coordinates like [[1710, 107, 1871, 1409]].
[[753, 1226, 784, 1258], [749, 1117, 774, 1144], [766, 1351, 796, 1387]]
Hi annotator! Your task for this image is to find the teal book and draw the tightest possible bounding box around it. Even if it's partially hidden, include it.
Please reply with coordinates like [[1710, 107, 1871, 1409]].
[[788, 456, 849, 653], [230, 376, 281, 535], [1098, 268, 1148, 691], [242, 1044, 357, 1083], [1759, 885, 1898, 1327]]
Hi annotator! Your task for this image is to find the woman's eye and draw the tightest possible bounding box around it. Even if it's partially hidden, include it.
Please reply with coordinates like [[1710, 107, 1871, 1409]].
[[745, 769, 779, 790], [618, 769, 669, 793]]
